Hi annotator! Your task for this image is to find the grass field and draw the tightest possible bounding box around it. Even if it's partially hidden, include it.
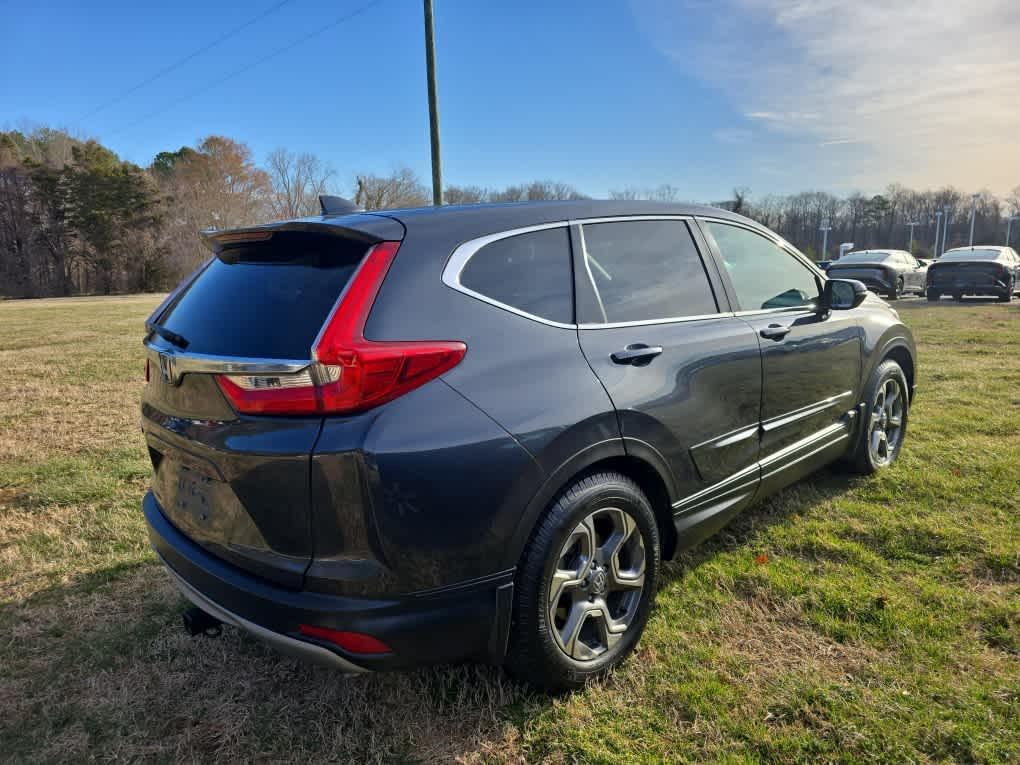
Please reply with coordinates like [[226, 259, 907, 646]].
[[1, 294, 1018, 763]]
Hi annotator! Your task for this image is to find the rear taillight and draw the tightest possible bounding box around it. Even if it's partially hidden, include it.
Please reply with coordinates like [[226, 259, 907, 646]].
[[216, 241, 466, 416]]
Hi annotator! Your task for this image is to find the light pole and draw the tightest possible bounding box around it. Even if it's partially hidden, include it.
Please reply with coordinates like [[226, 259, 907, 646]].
[[423, 0, 443, 206], [942, 204, 951, 256], [907, 221, 919, 253], [969, 193, 980, 246], [933, 211, 942, 259], [1007, 216, 1020, 247], [819, 218, 831, 260]]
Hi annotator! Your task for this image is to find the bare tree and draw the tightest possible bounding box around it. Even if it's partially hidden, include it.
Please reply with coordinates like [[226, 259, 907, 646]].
[[353, 168, 430, 210], [443, 185, 488, 205], [267, 148, 336, 219]]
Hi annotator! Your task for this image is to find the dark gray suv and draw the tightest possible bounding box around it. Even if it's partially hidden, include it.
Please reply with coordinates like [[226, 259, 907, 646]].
[[141, 200, 916, 690]]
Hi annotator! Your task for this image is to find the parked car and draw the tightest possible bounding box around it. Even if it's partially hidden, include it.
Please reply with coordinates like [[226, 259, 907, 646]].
[[141, 200, 917, 690], [824, 249, 928, 299], [926, 246, 1020, 302]]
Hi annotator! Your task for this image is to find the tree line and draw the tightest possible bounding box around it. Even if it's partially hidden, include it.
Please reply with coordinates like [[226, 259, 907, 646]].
[[2, 126, 1018, 298]]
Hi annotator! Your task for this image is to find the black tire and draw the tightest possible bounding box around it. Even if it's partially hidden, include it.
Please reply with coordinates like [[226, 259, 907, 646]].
[[997, 278, 1014, 302], [926, 289, 940, 302], [954, 293, 964, 302], [505, 472, 660, 692], [845, 359, 909, 475], [886, 277, 903, 300]]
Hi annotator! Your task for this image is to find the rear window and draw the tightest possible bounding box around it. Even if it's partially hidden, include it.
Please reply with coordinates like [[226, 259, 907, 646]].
[[155, 231, 370, 359], [941, 249, 1002, 261], [838, 252, 891, 263], [459, 227, 573, 324]]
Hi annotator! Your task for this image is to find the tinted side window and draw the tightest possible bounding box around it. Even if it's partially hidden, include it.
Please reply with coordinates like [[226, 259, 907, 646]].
[[701, 221, 820, 311], [580, 220, 718, 322], [460, 227, 573, 324]]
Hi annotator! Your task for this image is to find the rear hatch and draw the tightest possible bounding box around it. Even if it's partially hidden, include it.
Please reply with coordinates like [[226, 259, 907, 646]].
[[929, 261, 1006, 289], [142, 224, 387, 588]]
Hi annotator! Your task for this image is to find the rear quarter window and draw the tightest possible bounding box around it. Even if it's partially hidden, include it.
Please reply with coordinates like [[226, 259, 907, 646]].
[[458, 227, 573, 324]]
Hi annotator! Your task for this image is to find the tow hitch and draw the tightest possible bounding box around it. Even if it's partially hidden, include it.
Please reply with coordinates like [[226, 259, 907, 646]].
[[182, 606, 222, 637]]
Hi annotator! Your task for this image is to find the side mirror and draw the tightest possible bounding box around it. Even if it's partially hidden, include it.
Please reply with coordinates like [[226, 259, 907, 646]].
[[821, 279, 868, 311]]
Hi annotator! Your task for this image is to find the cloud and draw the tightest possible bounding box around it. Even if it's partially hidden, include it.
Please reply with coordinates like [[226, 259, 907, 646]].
[[635, 0, 1020, 192]]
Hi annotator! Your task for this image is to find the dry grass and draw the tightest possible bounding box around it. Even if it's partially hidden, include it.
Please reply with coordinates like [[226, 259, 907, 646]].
[[1, 294, 1018, 763]]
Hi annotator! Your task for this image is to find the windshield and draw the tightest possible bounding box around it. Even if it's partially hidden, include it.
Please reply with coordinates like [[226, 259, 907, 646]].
[[835, 252, 891, 264], [940, 249, 1001, 261]]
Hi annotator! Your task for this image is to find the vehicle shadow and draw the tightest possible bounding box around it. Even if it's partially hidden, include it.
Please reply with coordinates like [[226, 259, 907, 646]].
[[1, 465, 858, 762]]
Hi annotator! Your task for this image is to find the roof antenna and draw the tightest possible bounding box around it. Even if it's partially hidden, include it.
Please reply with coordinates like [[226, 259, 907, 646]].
[[319, 195, 362, 216]]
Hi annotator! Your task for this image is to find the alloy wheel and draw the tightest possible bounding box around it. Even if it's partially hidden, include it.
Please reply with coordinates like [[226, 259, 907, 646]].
[[546, 507, 646, 661], [868, 378, 905, 466]]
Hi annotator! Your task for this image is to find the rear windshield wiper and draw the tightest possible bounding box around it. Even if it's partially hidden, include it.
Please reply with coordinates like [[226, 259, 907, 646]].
[[147, 322, 190, 350]]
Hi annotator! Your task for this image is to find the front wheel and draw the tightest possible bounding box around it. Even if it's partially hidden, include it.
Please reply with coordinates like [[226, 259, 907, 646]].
[[845, 359, 909, 475], [505, 472, 660, 691], [926, 289, 940, 302]]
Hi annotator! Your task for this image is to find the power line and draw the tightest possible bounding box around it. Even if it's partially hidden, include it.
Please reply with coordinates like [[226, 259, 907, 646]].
[[79, 0, 297, 123], [107, 0, 386, 138]]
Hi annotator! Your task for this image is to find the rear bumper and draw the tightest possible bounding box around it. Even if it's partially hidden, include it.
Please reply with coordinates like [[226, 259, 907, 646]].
[[145, 491, 514, 670], [928, 281, 1009, 296]]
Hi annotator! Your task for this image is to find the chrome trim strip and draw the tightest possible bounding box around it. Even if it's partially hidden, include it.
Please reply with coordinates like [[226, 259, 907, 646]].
[[759, 421, 848, 471], [761, 391, 853, 433], [690, 423, 759, 452], [578, 312, 730, 330], [672, 462, 760, 512], [732, 306, 816, 318], [143, 340, 310, 378], [672, 419, 852, 515], [441, 221, 577, 329], [760, 428, 849, 480], [442, 216, 739, 330], [160, 557, 368, 674]]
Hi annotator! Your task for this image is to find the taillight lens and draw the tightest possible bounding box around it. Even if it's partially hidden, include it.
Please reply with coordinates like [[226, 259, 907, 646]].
[[216, 241, 466, 416]]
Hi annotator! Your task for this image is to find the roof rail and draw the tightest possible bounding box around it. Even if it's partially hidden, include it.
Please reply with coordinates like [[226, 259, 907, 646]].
[[319, 195, 362, 216]]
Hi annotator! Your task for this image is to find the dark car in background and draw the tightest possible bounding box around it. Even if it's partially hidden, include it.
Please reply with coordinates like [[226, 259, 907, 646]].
[[926, 246, 1020, 302], [141, 200, 917, 690], [825, 249, 928, 299]]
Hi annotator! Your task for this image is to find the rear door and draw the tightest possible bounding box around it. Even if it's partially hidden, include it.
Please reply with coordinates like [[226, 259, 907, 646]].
[[142, 226, 385, 587], [575, 218, 763, 541], [698, 219, 861, 494]]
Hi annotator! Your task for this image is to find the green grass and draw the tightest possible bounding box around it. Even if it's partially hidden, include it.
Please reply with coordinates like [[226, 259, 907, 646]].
[[1, 295, 1018, 763]]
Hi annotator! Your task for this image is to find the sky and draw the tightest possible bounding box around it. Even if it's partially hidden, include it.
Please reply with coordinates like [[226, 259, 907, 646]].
[[3, 0, 1018, 200]]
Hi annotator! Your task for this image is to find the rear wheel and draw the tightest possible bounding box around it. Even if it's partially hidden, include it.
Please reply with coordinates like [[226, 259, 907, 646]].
[[505, 472, 660, 691], [846, 360, 909, 475], [886, 276, 903, 300], [926, 289, 940, 302], [998, 277, 1014, 302]]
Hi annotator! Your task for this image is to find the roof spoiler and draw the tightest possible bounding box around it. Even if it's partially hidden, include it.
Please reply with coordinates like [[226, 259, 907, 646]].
[[319, 195, 362, 216]]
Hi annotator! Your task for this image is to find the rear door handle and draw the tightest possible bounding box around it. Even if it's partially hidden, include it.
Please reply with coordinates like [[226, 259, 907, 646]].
[[759, 324, 791, 341], [611, 344, 664, 365]]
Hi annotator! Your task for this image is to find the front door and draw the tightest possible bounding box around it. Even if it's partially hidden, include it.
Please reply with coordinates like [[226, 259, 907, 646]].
[[574, 218, 763, 545], [698, 219, 862, 494]]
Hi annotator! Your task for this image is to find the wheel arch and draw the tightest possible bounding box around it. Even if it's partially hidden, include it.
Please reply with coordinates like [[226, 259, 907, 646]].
[[503, 441, 679, 570], [881, 342, 915, 402]]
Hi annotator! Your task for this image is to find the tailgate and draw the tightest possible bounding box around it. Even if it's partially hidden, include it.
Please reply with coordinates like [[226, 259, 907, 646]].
[[141, 223, 392, 587]]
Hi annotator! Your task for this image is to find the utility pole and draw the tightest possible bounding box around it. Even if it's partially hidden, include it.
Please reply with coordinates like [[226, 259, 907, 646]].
[[942, 205, 951, 256], [423, 0, 443, 206], [819, 218, 831, 260], [1007, 216, 1020, 247], [907, 221, 919, 253], [933, 211, 942, 259], [969, 193, 980, 246]]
